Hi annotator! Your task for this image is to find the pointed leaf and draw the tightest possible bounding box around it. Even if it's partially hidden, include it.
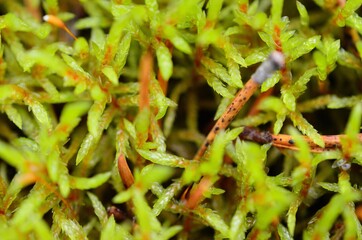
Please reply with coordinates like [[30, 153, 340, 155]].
[[76, 133, 95, 165], [102, 66, 118, 85], [69, 172, 111, 190], [200, 67, 233, 98], [271, 0, 284, 24], [163, 25, 191, 54], [287, 198, 302, 236], [282, 90, 296, 112], [88, 192, 108, 226], [156, 42, 173, 81], [289, 111, 325, 148], [87, 100, 107, 137], [345, 103, 362, 137], [100, 216, 117, 240], [230, 207, 247, 240], [139, 164, 175, 190], [133, 189, 162, 234], [296, 1, 309, 26], [29, 101, 51, 128], [227, 59, 243, 88], [278, 224, 293, 240], [201, 57, 234, 87], [3, 13, 30, 32], [194, 207, 230, 238], [207, 0, 223, 23], [225, 43, 247, 67], [54, 207, 87, 240], [113, 189, 132, 203], [0, 140, 25, 169], [60, 101, 92, 126], [4, 105, 22, 129], [158, 226, 183, 240], [289, 35, 321, 61], [137, 149, 192, 168], [114, 33, 131, 76]]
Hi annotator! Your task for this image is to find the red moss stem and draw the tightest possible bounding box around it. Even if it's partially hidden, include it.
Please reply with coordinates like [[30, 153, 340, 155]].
[[272, 133, 362, 153], [194, 79, 259, 161], [139, 49, 153, 111], [118, 154, 134, 188]]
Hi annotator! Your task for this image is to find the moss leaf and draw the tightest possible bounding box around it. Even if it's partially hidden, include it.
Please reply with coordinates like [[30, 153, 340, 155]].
[[345, 103, 362, 138], [296, 1, 309, 26], [69, 172, 111, 190], [53, 207, 88, 240], [114, 33, 132, 76], [289, 111, 325, 148], [76, 133, 95, 165], [102, 66, 118, 85], [138, 149, 192, 168], [87, 192, 108, 227], [133, 188, 162, 234], [202, 57, 232, 86], [199, 67, 233, 98], [278, 223, 293, 240], [194, 207, 230, 238], [60, 101, 91, 127], [87, 100, 107, 137], [100, 216, 117, 240], [4, 105, 22, 129], [139, 164, 175, 191], [156, 42, 173, 81], [163, 25, 192, 54], [29, 101, 51, 128], [289, 35, 321, 61]]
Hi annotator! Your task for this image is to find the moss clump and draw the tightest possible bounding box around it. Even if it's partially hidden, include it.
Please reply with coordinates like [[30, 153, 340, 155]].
[[0, 0, 362, 239]]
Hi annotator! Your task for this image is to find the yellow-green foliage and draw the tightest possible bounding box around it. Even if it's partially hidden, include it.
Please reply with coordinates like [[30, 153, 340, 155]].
[[0, 0, 362, 239]]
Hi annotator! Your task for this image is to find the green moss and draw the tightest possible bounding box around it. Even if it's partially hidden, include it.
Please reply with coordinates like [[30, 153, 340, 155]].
[[0, 0, 362, 239]]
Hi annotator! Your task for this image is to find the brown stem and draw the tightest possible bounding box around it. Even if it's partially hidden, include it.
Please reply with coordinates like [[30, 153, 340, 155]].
[[272, 133, 362, 153], [185, 176, 213, 209], [118, 154, 134, 189], [139, 49, 153, 111], [194, 79, 260, 161], [239, 127, 362, 153]]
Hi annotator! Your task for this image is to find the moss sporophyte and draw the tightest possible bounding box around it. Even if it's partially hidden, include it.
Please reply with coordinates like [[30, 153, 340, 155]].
[[1, 1, 362, 239]]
